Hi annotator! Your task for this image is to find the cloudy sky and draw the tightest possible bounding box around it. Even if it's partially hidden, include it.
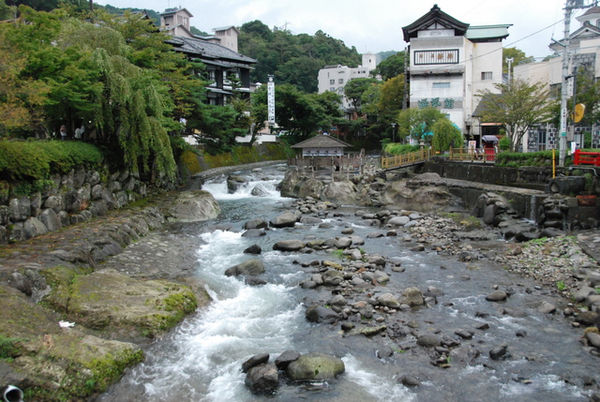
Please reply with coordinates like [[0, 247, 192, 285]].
[[95, 0, 585, 58]]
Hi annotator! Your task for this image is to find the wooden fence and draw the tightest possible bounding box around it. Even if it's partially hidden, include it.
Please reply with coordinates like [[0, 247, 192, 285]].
[[380, 149, 431, 170]]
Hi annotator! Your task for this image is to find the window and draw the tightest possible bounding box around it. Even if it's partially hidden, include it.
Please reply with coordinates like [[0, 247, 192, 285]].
[[330, 79, 335, 84], [433, 82, 450, 89], [338, 79, 344, 84], [414, 49, 459, 65], [330, 87, 335, 91], [481, 72, 493, 80]]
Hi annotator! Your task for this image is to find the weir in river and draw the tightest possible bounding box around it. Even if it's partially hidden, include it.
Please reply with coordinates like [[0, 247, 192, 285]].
[[99, 165, 599, 402]]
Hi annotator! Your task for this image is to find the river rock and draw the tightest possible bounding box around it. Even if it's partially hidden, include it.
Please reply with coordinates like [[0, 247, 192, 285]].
[[400, 375, 421, 387], [322, 270, 343, 286], [243, 244, 262, 255], [286, 353, 345, 381], [402, 287, 424, 307], [251, 183, 270, 197], [275, 350, 301, 369], [166, 190, 220, 222], [417, 334, 441, 347], [586, 332, 600, 349], [300, 216, 322, 224], [243, 229, 266, 238], [388, 216, 410, 226], [245, 363, 279, 394], [377, 293, 400, 308], [270, 211, 300, 228], [242, 353, 270, 373], [359, 325, 387, 337], [273, 240, 305, 251], [489, 344, 509, 360], [244, 219, 268, 230], [225, 259, 265, 277], [538, 301, 556, 314], [373, 270, 390, 284], [227, 175, 247, 194], [486, 290, 508, 302], [305, 305, 338, 323], [23, 217, 48, 239], [334, 237, 353, 249], [322, 181, 358, 204]]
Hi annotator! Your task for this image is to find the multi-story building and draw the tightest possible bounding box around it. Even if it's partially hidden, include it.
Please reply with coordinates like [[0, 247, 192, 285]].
[[515, 6, 600, 151], [160, 8, 256, 106], [317, 54, 379, 112], [403, 5, 511, 144]]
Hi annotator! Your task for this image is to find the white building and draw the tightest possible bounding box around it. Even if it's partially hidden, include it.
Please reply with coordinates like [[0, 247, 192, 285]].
[[317, 53, 379, 111], [403, 5, 511, 144], [515, 6, 600, 151]]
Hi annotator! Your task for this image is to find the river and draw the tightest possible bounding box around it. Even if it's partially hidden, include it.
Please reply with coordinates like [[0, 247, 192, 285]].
[[99, 165, 599, 401]]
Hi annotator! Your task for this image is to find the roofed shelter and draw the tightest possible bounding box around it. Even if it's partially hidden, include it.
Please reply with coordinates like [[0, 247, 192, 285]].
[[291, 135, 351, 158]]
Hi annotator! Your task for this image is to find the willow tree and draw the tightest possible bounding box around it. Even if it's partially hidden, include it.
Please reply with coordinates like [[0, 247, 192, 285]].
[[57, 16, 177, 180]]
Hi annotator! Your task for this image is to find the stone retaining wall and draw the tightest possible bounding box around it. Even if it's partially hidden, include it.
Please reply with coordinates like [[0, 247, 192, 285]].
[[0, 167, 169, 244]]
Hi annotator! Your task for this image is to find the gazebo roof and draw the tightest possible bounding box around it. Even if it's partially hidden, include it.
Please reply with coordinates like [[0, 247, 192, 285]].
[[291, 135, 351, 149]]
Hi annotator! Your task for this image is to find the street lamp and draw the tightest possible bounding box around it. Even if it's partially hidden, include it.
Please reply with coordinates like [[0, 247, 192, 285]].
[[391, 122, 397, 143]]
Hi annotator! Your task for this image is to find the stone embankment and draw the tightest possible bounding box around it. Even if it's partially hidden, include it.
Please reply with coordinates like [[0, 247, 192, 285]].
[[0, 187, 220, 400]]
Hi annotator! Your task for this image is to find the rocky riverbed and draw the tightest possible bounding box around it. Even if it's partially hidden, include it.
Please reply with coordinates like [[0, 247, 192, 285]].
[[1, 164, 600, 401]]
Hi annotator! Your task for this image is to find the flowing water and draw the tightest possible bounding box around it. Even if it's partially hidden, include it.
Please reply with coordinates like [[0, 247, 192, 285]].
[[99, 165, 599, 402]]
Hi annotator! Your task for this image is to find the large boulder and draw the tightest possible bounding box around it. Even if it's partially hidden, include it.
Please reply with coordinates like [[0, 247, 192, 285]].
[[166, 190, 220, 222], [40, 267, 200, 338], [322, 181, 358, 204], [225, 259, 265, 277], [286, 353, 345, 381], [0, 284, 143, 400], [305, 305, 339, 323], [270, 211, 300, 228], [251, 183, 270, 197], [377, 293, 400, 308], [23, 217, 48, 239], [227, 175, 247, 194], [245, 363, 279, 394]]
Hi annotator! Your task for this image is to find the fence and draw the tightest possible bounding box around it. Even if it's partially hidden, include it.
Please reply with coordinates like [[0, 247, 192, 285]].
[[380, 149, 431, 169], [574, 149, 600, 166], [448, 147, 496, 162]]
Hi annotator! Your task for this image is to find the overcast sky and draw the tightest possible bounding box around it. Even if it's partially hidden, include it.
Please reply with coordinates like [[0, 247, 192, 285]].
[[95, 0, 586, 58]]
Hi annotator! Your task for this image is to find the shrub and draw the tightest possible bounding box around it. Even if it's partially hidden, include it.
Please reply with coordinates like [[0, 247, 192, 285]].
[[495, 150, 569, 167], [499, 136, 511, 151], [0, 140, 104, 181], [384, 143, 419, 155]]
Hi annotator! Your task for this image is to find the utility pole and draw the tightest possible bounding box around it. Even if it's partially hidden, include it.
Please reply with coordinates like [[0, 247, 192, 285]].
[[559, 0, 595, 166], [505, 57, 514, 86]]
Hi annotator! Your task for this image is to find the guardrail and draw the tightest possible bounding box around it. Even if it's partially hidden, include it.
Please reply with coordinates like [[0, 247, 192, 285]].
[[448, 148, 496, 162], [380, 149, 431, 169], [574, 149, 600, 166]]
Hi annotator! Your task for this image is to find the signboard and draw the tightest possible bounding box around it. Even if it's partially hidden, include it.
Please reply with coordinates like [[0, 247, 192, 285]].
[[267, 76, 275, 125]]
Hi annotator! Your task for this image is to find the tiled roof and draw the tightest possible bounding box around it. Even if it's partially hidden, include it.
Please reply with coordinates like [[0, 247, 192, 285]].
[[167, 36, 256, 64], [403, 4, 469, 42], [291, 135, 351, 149], [466, 25, 512, 41]]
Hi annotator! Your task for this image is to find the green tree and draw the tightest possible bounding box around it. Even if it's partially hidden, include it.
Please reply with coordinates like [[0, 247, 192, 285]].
[[378, 74, 405, 122], [372, 51, 405, 81], [477, 79, 553, 151], [503, 47, 534, 73], [432, 118, 463, 151], [396, 107, 445, 142], [344, 78, 378, 113]]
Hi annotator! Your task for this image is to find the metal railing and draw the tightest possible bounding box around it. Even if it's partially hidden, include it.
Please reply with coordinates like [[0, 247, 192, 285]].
[[380, 149, 431, 169]]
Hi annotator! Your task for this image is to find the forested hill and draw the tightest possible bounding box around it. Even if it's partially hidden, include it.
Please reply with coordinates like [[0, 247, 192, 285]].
[[239, 20, 361, 93]]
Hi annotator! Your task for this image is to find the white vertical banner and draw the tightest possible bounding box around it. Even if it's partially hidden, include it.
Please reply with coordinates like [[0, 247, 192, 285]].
[[267, 75, 275, 125]]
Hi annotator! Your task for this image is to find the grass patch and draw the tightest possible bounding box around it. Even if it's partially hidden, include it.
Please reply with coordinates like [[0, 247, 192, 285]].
[[439, 212, 482, 230], [495, 150, 572, 168], [556, 280, 567, 291]]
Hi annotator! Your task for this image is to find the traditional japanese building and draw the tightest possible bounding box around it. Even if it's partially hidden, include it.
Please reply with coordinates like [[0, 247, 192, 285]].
[[291, 134, 351, 157], [403, 5, 511, 144], [160, 8, 256, 106]]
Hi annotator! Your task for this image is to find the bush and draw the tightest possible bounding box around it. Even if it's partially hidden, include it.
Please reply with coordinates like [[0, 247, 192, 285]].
[[0, 140, 104, 181], [384, 143, 420, 155], [495, 150, 570, 167], [499, 136, 511, 151]]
